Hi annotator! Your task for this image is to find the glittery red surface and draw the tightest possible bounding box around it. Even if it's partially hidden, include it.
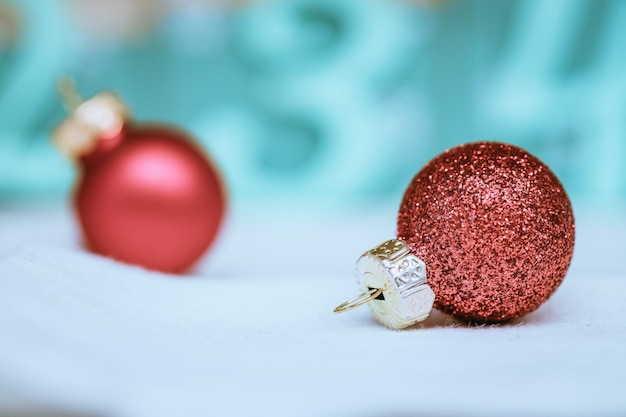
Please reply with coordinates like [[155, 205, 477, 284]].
[[397, 142, 575, 322]]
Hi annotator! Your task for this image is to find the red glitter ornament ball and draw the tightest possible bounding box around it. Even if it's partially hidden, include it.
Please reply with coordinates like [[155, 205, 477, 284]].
[[397, 142, 575, 322], [54, 89, 225, 273]]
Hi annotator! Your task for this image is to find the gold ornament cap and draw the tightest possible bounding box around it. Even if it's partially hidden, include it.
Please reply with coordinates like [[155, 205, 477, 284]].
[[334, 239, 435, 330], [52, 78, 130, 159]]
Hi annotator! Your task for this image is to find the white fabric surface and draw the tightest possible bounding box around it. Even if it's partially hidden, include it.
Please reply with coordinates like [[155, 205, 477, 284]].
[[0, 204, 625, 417]]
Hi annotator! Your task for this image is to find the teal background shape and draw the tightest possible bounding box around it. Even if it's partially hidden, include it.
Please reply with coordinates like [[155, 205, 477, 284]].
[[1, 0, 624, 208]]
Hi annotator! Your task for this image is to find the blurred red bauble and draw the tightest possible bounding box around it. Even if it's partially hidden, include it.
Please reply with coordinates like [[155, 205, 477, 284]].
[[76, 125, 225, 273], [398, 142, 575, 322], [54, 85, 225, 273]]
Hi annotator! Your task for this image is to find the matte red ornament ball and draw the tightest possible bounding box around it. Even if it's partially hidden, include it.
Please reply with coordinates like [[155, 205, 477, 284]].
[[397, 142, 575, 322], [75, 123, 226, 273]]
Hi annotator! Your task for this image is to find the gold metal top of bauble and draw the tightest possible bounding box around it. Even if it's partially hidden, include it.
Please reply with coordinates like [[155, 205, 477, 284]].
[[334, 239, 435, 330], [53, 80, 130, 159], [356, 239, 435, 329]]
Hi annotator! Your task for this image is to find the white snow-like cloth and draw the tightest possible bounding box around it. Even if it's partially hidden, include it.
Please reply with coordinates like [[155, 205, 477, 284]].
[[0, 207, 625, 417]]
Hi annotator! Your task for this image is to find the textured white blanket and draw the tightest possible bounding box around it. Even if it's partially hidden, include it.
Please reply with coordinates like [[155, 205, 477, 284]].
[[0, 206, 624, 417]]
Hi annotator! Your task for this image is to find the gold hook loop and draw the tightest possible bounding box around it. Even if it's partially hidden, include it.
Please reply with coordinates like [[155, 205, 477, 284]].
[[333, 287, 383, 314], [57, 76, 83, 112]]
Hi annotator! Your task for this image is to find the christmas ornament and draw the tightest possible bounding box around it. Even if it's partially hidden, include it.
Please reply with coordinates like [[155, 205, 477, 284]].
[[53, 79, 226, 273], [334, 142, 575, 329]]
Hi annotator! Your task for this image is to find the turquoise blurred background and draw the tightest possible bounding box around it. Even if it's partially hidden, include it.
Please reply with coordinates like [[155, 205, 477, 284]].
[[1, 0, 625, 208]]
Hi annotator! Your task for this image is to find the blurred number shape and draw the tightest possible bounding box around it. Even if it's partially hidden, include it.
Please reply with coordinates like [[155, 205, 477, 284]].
[[0, 0, 74, 196], [480, 0, 626, 201], [192, 0, 435, 204]]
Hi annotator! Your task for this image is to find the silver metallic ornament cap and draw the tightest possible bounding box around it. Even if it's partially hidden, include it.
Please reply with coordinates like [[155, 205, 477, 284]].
[[355, 239, 435, 329]]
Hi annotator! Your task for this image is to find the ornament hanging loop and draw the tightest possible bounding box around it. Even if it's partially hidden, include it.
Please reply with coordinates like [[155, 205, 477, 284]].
[[57, 76, 83, 111], [334, 287, 383, 314]]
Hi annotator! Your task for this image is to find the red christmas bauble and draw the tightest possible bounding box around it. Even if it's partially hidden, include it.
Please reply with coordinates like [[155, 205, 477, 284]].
[[73, 123, 225, 273], [397, 142, 575, 322]]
